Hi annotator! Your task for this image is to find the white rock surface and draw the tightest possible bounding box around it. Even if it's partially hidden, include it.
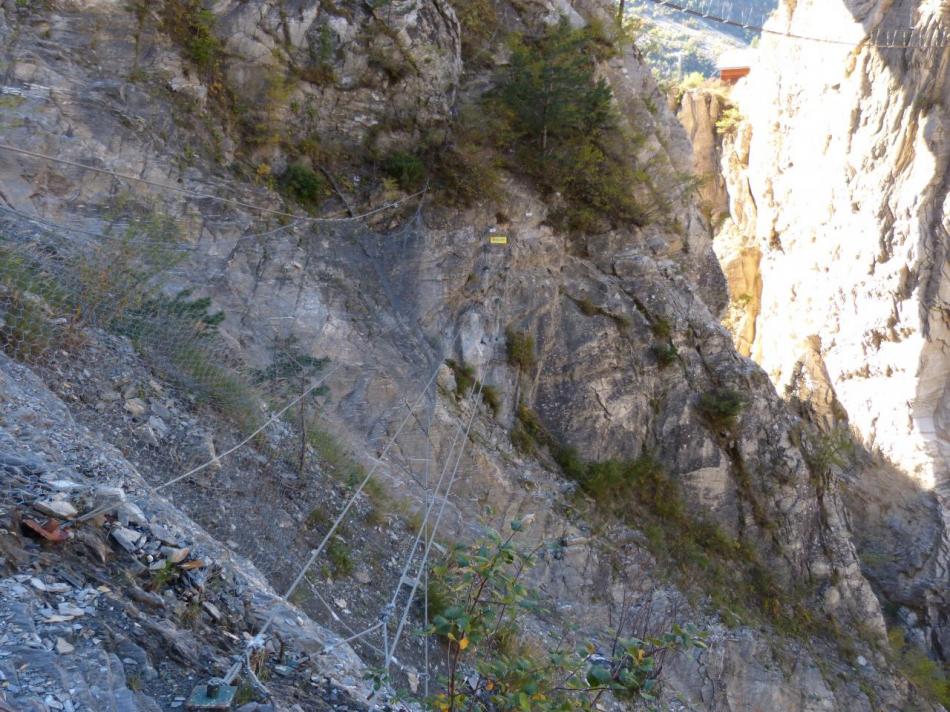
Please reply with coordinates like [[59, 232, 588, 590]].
[[715, 1, 949, 493]]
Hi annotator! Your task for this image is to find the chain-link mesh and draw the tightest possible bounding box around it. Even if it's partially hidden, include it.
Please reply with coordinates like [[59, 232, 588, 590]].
[[0, 172, 454, 686]]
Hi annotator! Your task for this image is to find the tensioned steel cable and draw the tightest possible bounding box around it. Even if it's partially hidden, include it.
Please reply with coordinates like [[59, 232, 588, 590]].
[[255, 352, 448, 638], [385, 241, 511, 670], [643, 0, 937, 49], [0, 143, 425, 223]]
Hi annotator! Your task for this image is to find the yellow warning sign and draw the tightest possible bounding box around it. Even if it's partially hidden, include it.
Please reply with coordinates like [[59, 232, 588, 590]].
[[489, 234, 508, 245]]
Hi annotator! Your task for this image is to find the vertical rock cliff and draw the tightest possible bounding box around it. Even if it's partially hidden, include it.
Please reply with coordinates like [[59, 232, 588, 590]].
[[685, 0, 949, 668], [0, 0, 946, 709]]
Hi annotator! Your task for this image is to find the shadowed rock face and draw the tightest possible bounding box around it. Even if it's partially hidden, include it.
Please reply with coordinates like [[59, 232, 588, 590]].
[[0, 0, 941, 709], [679, 0, 949, 668]]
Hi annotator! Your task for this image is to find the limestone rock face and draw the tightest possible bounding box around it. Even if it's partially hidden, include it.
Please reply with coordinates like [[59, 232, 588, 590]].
[[681, 0, 949, 663], [211, 0, 461, 149], [722, 0, 948, 492], [0, 0, 937, 709]]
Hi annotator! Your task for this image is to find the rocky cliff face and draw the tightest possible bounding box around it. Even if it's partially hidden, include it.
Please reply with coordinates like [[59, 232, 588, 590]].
[[681, 0, 949, 673], [0, 0, 942, 710]]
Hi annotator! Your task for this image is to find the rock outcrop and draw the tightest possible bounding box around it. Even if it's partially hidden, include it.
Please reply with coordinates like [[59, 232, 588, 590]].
[[681, 0, 949, 667], [0, 0, 942, 709]]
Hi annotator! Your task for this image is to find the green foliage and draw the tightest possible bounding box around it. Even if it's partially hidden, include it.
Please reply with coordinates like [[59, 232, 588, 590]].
[[510, 404, 801, 633], [233, 683, 255, 706], [576, 296, 599, 316], [0, 248, 64, 362], [650, 316, 672, 339], [445, 359, 476, 396], [278, 164, 328, 208], [426, 526, 706, 711], [697, 387, 745, 426], [147, 560, 179, 592], [481, 384, 502, 416], [448, 0, 500, 63], [162, 340, 263, 433], [161, 0, 222, 71], [888, 628, 950, 706], [802, 427, 854, 480], [715, 107, 744, 136], [253, 336, 328, 389], [429, 139, 501, 207], [382, 151, 426, 191], [444, 359, 499, 415], [307, 427, 365, 485], [492, 19, 647, 231], [120, 289, 264, 434], [327, 539, 354, 578], [512, 404, 551, 454], [505, 328, 536, 373], [651, 343, 678, 368], [296, 24, 337, 85]]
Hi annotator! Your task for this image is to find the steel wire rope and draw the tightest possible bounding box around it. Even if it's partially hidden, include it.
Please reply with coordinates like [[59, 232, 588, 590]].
[[255, 352, 447, 639], [378, 373, 486, 667], [0, 143, 426, 223], [644, 0, 936, 49], [385, 239, 512, 671]]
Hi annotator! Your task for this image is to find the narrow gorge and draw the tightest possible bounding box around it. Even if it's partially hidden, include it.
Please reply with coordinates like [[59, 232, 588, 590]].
[[0, 1, 945, 711]]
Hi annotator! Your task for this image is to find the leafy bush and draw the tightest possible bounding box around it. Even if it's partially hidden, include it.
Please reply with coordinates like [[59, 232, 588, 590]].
[[651, 316, 672, 339], [505, 328, 536, 373], [509, 404, 803, 633], [698, 387, 745, 426], [327, 539, 354, 578], [161, 0, 222, 71], [444, 359, 500, 416], [425, 525, 706, 710], [429, 140, 501, 207], [445, 359, 476, 396], [715, 106, 744, 136], [0, 249, 64, 363], [448, 0, 499, 63], [278, 164, 328, 207], [576, 296, 599, 316], [382, 151, 426, 191], [481, 384, 501, 415], [888, 628, 950, 706], [651, 343, 678, 368], [493, 19, 648, 231]]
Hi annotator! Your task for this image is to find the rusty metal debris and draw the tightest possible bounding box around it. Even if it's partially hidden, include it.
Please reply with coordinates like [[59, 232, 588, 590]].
[[22, 517, 72, 543]]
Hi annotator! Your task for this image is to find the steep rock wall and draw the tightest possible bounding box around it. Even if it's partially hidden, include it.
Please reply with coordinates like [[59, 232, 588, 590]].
[[0, 0, 937, 708], [685, 0, 950, 662]]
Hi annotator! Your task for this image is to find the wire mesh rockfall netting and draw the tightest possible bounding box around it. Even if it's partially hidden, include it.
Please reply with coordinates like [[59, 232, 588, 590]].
[[0, 188, 460, 687]]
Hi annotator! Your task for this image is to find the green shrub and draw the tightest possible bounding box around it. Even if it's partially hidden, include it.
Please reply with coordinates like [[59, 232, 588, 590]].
[[430, 141, 501, 207], [576, 296, 599, 316], [510, 424, 534, 454], [307, 427, 365, 485], [698, 387, 745, 426], [161, 0, 222, 71], [651, 316, 672, 339], [382, 151, 426, 191], [493, 19, 647, 231], [481, 384, 501, 415], [716, 107, 744, 136], [447, 0, 499, 63], [327, 539, 354, 577], [0, 290, 59, 363], [888, 628, 950, 706], [444, 359, 499, 414], [426, 526, 706, 710], [278, 164, 328, 207], [505, 328, 536, 373], [445, 359, 476, 396], [514, 404, 553, 450], [651, 343, 678, 368]]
